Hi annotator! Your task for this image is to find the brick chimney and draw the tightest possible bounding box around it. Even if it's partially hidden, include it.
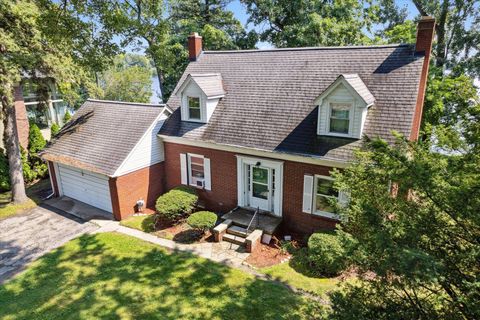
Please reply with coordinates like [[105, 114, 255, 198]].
[[188, 32, 202, 61], [410, 16, 435, 141]]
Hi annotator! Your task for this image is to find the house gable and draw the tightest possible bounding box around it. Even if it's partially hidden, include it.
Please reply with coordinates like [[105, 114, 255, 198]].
[[176, 74, 224, 123], [113, 109, 170, 177], [315, 75, 374, 139]]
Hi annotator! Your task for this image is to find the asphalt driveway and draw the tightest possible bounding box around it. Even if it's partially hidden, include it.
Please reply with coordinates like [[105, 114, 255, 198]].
[[0, 205, 98, 283]]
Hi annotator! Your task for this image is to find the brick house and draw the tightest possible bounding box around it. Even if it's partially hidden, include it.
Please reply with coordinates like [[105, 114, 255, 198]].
[[41, 17, 435, 237]]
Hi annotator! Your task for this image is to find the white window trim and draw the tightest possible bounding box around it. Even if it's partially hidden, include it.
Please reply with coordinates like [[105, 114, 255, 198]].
[[326, 101, 354, 137], [187, 153, 205, 188], [313, 174, 341, 220], [185, 95, 204, 122]]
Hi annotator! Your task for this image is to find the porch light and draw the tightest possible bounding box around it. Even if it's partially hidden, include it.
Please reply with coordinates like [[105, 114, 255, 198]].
[[255, 161, 261, 167]]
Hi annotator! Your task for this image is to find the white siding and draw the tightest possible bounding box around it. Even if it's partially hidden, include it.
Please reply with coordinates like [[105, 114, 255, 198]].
[[317, 82, 367, 139], [114, 112, 168, 176], [180, 80, 220, 123], [57, 164, 112, 213], [206, 98, 220, 121]]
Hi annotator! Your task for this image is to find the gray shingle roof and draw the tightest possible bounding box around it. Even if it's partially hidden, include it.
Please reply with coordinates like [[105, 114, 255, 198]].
[[160, 44, 424, 162], [340, 74, 375, 105], [41, 99, 166, 176], [177, 73, 225, 97]]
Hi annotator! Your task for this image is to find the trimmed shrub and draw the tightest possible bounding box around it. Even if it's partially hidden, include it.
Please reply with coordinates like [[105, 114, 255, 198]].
[[63, 110, 72, 123], [308, 232, 348, 276], [28, 123, 46, 154], [50, 123, 60, 137], [155, 186, 198, 222], [187, 211, 217, 232]]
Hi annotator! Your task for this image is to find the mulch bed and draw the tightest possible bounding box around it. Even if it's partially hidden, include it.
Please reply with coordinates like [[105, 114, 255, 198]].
[[245, 242, 291, 268], [153, 216, 213, 244]]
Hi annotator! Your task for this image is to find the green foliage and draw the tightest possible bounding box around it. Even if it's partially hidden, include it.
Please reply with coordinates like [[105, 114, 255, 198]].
[[187, 211, 217, 232], [28, 124, 46, 154], [242, 0, 376, 47], [307, 232, 349, 276], [330, 118, 480, 319], [0, 151, 10, 192], [21, 149, 36, 184], [63, 110, 72, 123], [155, 186, 198, 222], [50, 123, 60, 137], [382, 20, 416, 44], [98, 54, 153, 103]]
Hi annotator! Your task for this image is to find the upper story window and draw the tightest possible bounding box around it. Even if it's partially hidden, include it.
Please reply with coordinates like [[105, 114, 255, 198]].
[[329, 103, 351, 135], [187, 97, 201, 120]]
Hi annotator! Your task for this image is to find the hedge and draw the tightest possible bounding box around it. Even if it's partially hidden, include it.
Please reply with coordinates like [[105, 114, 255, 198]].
[[187, 211, 217, 232], [155, 186, 198, 222], [308, 232, 348, 276]]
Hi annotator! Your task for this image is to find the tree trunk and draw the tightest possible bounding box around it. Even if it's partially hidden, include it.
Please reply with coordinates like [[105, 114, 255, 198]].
[[435, 0, 449, 71], [153, 58, 165, 103], [2, 94, 28, 204]]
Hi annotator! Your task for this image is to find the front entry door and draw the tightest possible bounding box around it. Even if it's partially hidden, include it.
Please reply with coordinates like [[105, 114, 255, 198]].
[[249, 166, 270, 211]]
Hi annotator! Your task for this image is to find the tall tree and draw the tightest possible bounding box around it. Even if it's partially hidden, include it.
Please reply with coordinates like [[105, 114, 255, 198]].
[[330, 84, 480, 318], [0, 0, 107, 203], [169, 0, 257, 50], [97, 54, 153, 103], [241, 0, 377, 47], [412, 0, 479, 76]]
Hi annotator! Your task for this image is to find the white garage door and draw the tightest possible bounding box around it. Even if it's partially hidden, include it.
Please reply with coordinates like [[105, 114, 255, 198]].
[[57, 164, 113, 213]]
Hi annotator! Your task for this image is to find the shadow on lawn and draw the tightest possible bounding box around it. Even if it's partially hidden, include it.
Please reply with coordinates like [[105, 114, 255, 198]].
[[0, 233, 323, 319]]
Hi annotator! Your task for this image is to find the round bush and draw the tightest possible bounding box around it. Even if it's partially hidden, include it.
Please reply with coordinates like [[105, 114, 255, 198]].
[[308, 232, 348, 276], [155, 186, 198, 222], [187, 211, 217, 232]]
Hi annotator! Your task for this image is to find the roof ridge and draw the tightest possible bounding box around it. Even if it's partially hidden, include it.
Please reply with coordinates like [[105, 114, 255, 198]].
[[86, 99, 165, 107], [204, 43, 411, 54]]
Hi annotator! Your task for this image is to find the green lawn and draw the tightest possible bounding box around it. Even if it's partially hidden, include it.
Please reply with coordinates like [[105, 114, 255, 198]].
[[119, 214, 155, 232], [0, 232, 324, 319], [262, 261, 339, 297], [0, 179, 50, 219]]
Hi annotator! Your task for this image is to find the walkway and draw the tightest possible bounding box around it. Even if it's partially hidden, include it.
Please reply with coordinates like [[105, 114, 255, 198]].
[[0, 205, 98, 283], [92, 219, 251, 269]]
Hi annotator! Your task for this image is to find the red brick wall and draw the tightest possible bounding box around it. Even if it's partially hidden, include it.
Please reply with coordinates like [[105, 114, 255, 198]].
[[164, 142, 338, 235], [109, 162, 165, 220], [13, 86, 29, 149], [164, 143, 238, 213]]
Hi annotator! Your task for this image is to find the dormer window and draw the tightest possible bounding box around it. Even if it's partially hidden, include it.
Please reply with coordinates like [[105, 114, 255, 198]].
[[176, 73, 225, 124], [315, 74, 375, 139], [329, 103, 352, 135], [188, 97, 201, 120]]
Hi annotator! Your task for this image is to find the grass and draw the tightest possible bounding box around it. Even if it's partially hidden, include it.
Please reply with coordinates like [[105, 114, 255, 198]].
[[0, 232, 324, 319], [261, 261, 339, 297], [0, 179, 50, 220], [119, 214, 155, 232]]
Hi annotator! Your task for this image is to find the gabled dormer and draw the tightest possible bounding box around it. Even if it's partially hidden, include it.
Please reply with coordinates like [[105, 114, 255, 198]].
[[315, 74, 375, 139], [176, 73, 225, 123]]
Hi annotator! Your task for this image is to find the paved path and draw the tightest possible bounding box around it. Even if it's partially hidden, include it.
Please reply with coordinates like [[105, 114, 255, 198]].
[[92, 219, 251, 270], [0, 205, 98, 283]]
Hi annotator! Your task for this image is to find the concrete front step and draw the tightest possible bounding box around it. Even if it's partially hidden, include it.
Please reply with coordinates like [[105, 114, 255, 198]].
[[223, 233, 246, 246], [226, 225, 248, 237]]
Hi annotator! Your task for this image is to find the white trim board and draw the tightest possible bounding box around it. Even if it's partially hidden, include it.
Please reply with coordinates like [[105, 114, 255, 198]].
[[158, 135, 349, 168]]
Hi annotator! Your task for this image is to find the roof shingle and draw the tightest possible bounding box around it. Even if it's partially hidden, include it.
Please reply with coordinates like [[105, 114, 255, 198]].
[[41, 100, 166, 175], [160, 44, 424, 162]]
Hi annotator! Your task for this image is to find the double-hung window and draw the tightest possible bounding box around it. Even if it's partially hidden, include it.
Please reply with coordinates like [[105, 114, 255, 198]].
[[314, 176, 338, 214], [329, 103, 351, 134], [187, 97, 201, 120], [188, 154, 205, 187], [180, 153, 211, 190]]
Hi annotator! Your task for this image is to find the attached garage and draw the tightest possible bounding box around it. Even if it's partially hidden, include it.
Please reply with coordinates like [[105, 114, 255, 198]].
[[56, 164, 113, 213], [41, 99, 171, 220]]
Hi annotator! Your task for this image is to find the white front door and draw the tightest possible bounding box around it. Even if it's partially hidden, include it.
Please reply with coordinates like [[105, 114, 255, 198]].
[[248, 166, 271, 211]]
